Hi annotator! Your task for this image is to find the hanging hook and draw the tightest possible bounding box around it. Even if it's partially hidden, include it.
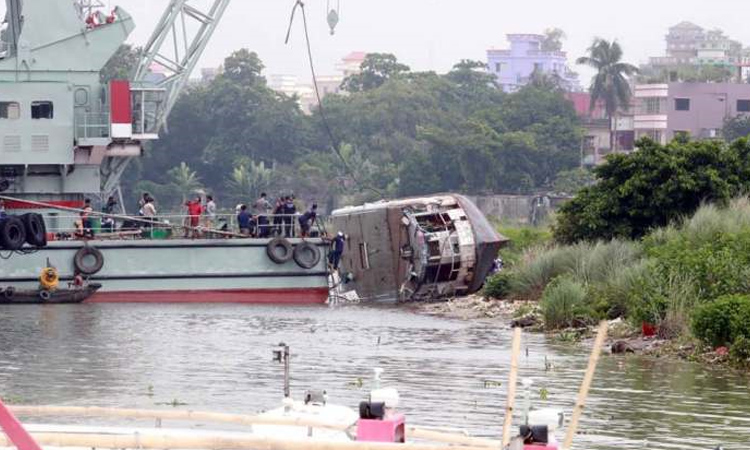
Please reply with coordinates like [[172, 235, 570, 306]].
[[327, 0, 340, 35]]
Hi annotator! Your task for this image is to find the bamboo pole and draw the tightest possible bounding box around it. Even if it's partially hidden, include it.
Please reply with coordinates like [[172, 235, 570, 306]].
[[406, 427, 501, 448], [0, 194, 246, 239], [500, 327, 522, 448], [0, 431, 496, 450], [9, 406, 350, 432], [9, 406, 503, 448], [561, 321, 608, 450]]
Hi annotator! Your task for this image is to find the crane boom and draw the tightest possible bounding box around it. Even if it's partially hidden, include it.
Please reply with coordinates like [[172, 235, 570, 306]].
[[133, 0, 231, 133]]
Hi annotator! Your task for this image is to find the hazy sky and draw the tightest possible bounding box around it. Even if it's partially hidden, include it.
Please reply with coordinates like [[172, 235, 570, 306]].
[[23, 1, 750, 82]]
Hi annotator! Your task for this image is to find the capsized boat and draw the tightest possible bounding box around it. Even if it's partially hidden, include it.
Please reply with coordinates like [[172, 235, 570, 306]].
[[330, 194, 507, 302]]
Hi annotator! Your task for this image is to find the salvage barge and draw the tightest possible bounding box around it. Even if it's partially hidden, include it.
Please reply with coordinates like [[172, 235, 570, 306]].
[[331, 194, 505, 302]]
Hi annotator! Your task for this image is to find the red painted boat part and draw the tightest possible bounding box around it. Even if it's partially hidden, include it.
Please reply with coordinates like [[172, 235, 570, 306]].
[[87, 287, 330, 304], [0, 399, 42, 450], [4, 200, 85, 210]]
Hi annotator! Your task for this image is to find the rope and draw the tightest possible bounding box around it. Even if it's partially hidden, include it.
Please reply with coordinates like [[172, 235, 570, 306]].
[[284, 0, 383, 198], [0, 195, 245, 239]]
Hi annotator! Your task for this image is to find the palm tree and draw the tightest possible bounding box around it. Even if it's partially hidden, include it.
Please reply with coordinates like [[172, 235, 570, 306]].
[[577, 39, 638, 152], [227, 159, 274, 202], [168, 162, 203, 204]]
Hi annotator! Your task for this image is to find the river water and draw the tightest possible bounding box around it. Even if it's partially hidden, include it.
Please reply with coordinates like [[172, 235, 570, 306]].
[[0, 304, 747, 449]]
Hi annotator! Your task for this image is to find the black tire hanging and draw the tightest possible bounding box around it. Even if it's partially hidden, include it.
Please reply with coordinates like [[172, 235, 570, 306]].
[[74, 246, 105, 276], [293, 242, 321, 270], [2, 287, 13, 300], [0, 216, 26, 251], [266, 237, 294, 264], [21, 213, 47, 247], [38, 289, 52, 301]]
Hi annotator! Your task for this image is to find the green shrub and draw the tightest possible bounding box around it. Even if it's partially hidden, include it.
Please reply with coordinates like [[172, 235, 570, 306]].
[[540, 277, 591, 330], [692, 295, 750, 348], [646, 231, 750, 301], [483, 272, 513, 299], [511, 245, 578, 297], [496, 226, 553, 264], [730, 335, 750, 367]]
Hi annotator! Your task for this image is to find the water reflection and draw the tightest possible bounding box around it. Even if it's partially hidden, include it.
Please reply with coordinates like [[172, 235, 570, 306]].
[[0, 304, 747, 449]]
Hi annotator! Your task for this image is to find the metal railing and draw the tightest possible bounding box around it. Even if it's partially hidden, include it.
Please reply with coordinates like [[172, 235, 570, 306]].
[[74, 112, 111, 139], [44, 213, 325, 240]]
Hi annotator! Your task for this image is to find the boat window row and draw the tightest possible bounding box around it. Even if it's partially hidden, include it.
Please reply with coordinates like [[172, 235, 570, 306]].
[[0, 101, 54, 120]]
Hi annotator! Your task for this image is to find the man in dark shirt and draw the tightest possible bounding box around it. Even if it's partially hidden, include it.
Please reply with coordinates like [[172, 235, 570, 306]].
[[298, 204, 318, 238], [282, 196, 296, 238], [237, 204, 251, 236], [329, 231, 345, 270]]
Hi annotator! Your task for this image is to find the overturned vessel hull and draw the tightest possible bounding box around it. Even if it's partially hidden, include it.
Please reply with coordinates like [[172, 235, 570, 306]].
[[331, 194, 506, 302]]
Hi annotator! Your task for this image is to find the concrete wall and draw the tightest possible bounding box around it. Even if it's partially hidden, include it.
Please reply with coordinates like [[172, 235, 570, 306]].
[[469, 194, 571, 225]]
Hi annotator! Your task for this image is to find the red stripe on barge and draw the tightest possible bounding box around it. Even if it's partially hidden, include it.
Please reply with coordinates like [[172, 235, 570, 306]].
[[87, 288, 329, 304]]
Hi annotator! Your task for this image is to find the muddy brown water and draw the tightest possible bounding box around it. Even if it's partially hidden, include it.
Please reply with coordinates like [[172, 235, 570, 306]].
[[0, 304, 747, 449]]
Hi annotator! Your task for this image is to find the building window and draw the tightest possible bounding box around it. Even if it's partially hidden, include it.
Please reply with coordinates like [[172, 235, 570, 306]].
[[675, 98, 690, 111], [738, 100, 750, 112], [0, 101, 20, 119], [644, 97, 662, 114], [31, 101, 54, 119], [495, 62, 501, 73]]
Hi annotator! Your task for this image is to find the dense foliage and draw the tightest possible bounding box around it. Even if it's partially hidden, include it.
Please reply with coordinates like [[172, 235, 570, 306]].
[[692, 295, 750, 348], [554, 138, 750, 243], [115, 48, 583, 211], [722, 115, 750, 142]]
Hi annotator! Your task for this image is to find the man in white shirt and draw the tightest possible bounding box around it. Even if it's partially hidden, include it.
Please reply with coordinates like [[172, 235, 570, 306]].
[[205, 195, 217, 229]]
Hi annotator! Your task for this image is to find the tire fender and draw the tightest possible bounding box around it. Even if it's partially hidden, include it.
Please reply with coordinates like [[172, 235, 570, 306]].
[[21, 213, 47, 247], [0, 216, 26, 251], [266, 238, 294, 264], [74, 246, 105, 276], [293, 242, 321, 270]]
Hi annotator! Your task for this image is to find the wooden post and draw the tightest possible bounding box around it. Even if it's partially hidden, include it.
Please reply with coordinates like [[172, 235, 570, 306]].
[[501, 327, 522, 448], [562, 321, 608, 450]]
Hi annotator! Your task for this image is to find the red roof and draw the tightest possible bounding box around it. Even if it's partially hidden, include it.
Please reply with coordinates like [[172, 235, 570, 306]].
[[566, 92, 606, 119], [343, 51, 367, 62]]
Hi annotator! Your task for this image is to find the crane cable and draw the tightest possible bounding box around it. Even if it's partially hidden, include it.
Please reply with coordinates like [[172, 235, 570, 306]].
[[284, 0, 382, 198]]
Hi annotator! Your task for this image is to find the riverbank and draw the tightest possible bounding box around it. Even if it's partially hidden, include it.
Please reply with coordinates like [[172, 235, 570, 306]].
[[416, 296, 749, 371]]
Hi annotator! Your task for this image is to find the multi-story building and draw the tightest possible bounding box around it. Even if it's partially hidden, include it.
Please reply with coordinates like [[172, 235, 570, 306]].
[[487, 34, 580, 92], [567, 92, 634, 165], [267, 52, 365, 113], [647, 22, 745, 79], [634, 82, 750, 144]]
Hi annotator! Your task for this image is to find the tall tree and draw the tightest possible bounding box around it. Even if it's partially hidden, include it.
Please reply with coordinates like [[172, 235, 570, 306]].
[[541, 28, 566, 52], [340, 53, 410, 92], [100, 44, 141, 84], [577, 39, 638, 151], [168, 162, 203, 204]]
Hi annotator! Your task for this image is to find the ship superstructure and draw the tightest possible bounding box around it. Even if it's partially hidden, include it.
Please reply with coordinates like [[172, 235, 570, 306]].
[[0, 0, 229, 216], [0, 0, 330, 304]]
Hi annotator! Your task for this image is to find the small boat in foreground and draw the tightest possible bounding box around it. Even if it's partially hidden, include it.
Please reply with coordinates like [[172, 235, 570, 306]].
[[0, 265, 102, 304], [0, 284, 102, 305]]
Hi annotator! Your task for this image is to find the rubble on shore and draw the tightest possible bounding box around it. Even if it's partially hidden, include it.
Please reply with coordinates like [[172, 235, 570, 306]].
[[415, 297, 722, 364]]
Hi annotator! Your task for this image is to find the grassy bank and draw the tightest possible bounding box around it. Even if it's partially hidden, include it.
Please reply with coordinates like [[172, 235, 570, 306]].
[[486, 199, 750, 369]]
